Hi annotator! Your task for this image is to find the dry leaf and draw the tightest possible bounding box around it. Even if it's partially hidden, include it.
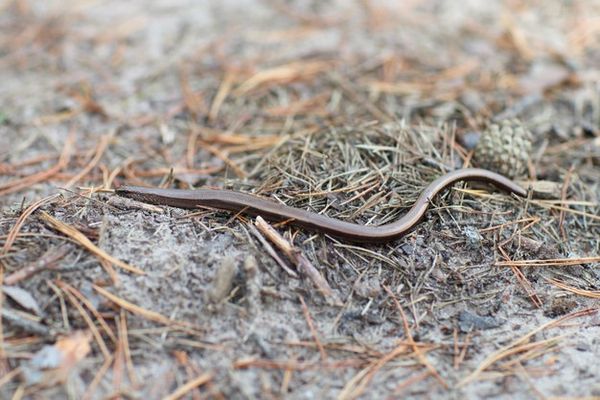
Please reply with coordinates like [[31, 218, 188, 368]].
[[21, 331, 92, 387], [2, 285, 42, 316]]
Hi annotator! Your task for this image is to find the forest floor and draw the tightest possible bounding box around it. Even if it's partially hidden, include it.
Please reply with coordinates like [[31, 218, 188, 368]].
[[1, 1, 599, 399]]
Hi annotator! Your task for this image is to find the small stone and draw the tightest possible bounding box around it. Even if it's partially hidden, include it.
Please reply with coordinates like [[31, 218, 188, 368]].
[[353, 276, 382, 299], [458, 310, 503, 333], [463, 226, 483, 248], [208, 256, 238, 304], [576, 342, 591, 352], [462, 131, 480, 150]]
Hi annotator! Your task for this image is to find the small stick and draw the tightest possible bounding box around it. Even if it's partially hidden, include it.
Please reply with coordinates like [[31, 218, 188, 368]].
[[247, 223, 298, 278], [163, 373, 213, 400], [4, 245, 69, 285], [496, 256, 600, 267], [58, 283, 111, 360], [255, 216, 341, 305], [459, 308, 598, 386], [383, 285, 448, 389], [56, 280, 116, 342], [298, 295, 327, 361], [498, 246, 542, 308], [557, 166, 574, 239], [93, 285, 201, 331], [40, 211, 144, 275], [209, 71, 235, 121], [2, 194, 61, 255], [65, 133, 112, 188], [120, 311, 139, 387], [0, 133, 73, 196]]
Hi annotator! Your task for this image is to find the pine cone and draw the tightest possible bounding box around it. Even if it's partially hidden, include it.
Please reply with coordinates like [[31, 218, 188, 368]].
[[473, 119, 532, 179]]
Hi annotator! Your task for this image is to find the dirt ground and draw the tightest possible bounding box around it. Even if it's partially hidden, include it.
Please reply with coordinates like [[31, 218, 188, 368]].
[[1, 0, 600, 399]]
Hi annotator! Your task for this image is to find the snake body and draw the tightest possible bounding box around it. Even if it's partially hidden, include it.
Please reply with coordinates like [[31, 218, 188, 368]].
[[116, 168, 526, 243]]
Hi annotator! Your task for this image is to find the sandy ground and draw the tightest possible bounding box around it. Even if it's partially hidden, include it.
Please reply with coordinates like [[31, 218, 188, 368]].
[[1, 0, 600, 399]]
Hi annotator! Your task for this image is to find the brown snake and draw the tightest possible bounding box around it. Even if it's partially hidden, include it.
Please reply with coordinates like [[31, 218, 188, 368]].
[[115, 168, 526, 243]]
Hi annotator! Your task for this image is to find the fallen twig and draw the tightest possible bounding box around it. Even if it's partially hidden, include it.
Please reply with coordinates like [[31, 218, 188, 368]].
[[163, 372, 213, 400], [2, 194, 61, 255], [93, 285, 202, 332], [547, 278, 600, 299], [496, 256, 600, 267], [4, 245, 70, 285], [0, 134, 73, 196], [40, 211, 144, 275], [255, 216, 341, 305], [459, 308, 598, 386]]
